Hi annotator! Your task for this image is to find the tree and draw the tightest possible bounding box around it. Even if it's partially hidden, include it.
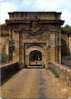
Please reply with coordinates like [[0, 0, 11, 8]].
[[62, 25, 71, 33]]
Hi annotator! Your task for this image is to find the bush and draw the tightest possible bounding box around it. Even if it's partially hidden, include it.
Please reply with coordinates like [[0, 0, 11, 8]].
[[48, 66, 60, 78], [1, 52, 8, 63]]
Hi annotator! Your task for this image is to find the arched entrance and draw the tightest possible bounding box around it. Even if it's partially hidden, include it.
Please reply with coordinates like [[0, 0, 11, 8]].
[[29, 50, 42, 66]]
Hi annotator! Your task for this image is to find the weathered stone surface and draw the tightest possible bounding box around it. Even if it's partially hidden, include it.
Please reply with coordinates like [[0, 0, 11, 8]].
[[0, 12, 64, 67]]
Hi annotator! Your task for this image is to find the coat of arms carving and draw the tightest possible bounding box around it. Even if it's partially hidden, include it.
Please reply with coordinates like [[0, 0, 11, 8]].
[[31, 21, 40, 33]]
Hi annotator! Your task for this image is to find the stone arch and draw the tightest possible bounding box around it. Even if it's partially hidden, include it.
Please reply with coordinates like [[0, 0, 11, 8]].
[[25, 46, 45, 66], [29, 50, 42, 66]]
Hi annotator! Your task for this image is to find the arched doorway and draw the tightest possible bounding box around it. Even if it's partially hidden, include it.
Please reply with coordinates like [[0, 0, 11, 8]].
[[29, 50, 42, 66]]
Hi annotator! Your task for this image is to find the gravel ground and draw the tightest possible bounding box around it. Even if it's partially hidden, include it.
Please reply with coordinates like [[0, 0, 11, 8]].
[[1, 68, 71, 99]]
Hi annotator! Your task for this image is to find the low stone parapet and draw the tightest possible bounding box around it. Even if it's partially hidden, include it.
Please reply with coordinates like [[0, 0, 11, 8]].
[[0, 62, 20, 85], [48, 62, 71, 87]]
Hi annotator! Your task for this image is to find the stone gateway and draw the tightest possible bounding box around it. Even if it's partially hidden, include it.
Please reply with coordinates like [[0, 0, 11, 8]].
[[1, 12, 64, 68]]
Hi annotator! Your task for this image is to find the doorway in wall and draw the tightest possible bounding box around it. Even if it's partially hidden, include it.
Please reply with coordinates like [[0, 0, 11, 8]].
[[29, 50, 42, 66]]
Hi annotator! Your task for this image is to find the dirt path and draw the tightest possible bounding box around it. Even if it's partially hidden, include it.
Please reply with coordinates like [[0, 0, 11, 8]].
[[1, 69, 71, 99]]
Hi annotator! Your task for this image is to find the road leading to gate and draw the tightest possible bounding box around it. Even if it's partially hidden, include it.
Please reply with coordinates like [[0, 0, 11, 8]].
[[1, 69, 70, 99], [1, 69, 49, 99]]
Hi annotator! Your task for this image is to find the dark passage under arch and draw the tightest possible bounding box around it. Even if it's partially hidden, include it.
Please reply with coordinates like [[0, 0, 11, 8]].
[[29, 50, 42, 66]]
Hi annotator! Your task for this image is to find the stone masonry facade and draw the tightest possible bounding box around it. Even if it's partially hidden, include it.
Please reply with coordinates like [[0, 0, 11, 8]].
[[0, 12, 64, 68]]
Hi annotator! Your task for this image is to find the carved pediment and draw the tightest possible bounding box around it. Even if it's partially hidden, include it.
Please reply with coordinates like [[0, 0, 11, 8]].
[[12, 21, 48, 36]]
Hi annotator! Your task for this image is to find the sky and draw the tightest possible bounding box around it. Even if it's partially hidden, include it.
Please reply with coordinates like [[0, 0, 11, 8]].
[[0, 0, 71, 26]]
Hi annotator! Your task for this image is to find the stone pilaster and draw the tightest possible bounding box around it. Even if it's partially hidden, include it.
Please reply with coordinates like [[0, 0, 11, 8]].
[[43, 47, 48, 68], [55, 31, 59, 63], [58, 29, 61, 64], [49, 32, 56, 62], [55, 28, 61, 64], [8, 29, 13, 62], [19, 32, 24, 68], [23, 43, 26, 67]]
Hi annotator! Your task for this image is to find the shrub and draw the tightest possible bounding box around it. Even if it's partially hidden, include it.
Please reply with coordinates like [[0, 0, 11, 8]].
[[1, 52, 8, 63], [48, 66, 60, 78]]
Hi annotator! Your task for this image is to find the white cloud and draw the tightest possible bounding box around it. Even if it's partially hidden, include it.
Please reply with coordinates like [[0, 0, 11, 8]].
[[32, 0, 61, 11], [61, 10, 71, 25], [0, 2, 16, 24], [0, 0, 71, 25], [20, 0, 71, 25]]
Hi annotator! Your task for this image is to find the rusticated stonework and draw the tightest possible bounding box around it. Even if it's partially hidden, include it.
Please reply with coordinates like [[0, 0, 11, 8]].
[[0, 12, 64, 68]]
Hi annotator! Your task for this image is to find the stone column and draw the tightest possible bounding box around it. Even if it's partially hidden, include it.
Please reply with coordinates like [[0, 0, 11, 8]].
[[45, 33, 51, 67], [19, 32, 24, 68], [55, 31, 59, 63], [23, 43, 26, 67], [45, 46, 50, 68], [49, 32, 56, 62], [8, 29, 13, 62], [58, 29, 61, 64], [55, 28, 61, 64]]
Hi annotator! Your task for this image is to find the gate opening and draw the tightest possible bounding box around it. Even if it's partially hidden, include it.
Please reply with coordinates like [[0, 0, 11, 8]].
[[29, 50, 42, 66]]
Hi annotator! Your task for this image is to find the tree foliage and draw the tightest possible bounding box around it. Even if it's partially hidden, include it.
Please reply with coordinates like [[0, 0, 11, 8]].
[[62, 25, 71, 33]]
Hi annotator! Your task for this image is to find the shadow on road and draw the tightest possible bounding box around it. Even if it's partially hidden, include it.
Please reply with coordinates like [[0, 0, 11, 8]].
[[0, 63, 20, 86]]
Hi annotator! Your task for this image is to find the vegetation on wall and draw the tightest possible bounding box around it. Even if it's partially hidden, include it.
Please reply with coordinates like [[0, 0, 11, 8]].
[[1, 45, 8, 63]]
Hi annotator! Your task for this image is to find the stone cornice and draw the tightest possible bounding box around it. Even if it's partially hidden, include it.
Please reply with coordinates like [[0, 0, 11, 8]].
[[6, 19, 64, 25]]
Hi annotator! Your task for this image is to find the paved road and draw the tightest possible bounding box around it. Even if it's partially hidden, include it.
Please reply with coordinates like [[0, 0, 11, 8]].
[[1, 69, 49, 99]]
